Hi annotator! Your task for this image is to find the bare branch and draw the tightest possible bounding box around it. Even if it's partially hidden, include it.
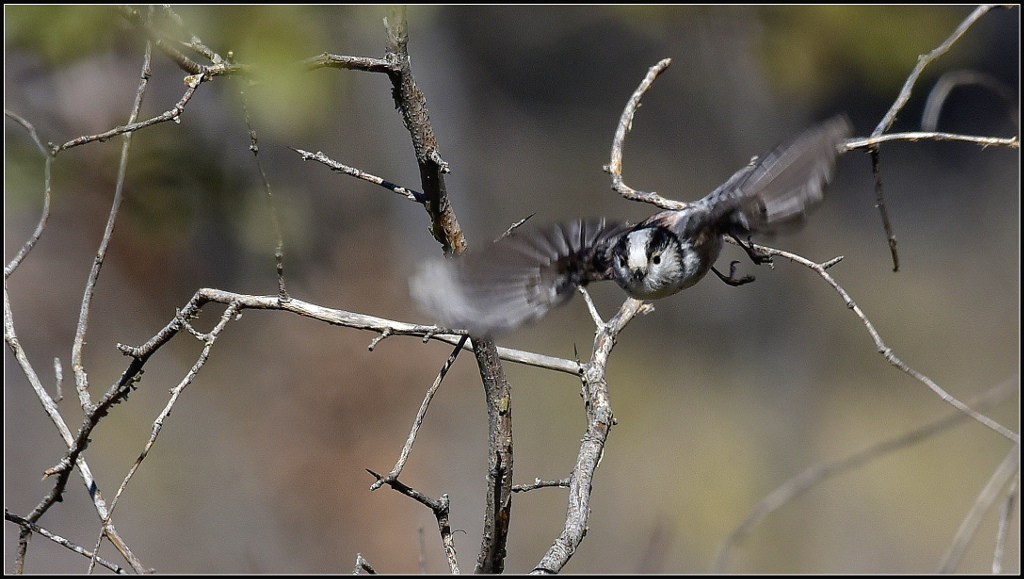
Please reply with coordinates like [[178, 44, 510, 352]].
[[471, 338, 515, 574], [5, 284, 145, 573], [4, 511, 125, 574], [378, 7, 513, 571], [71, 32, 154, 415], [364, 471, 460, 573], [303, 52, 392, 73], [875, 6, 997, 137], [604, 58, 687, 211], [512, 478, 570, 493], [14, 39, 161, 575], [499, 213, 536, 239], [846, 131, 1018, 150], [118, 287, 580, 375], [940, 442, 1020, 572], [53, 78, 203, 153], [353, 553, 377, 574], [6, 7, 1015, 574], [712, 379, 1018, 572], [382, 6, 465, 255], [116, 5, 249, 78], [3, 111, 54, 278], [869, 147, 900, 271], [94, 302, 241, 572], [749, 242, 1018, 443], [533, 297, 650, 574], [240, 87, 290, 301], [868, 5, 1000, 271], [292, 147, 426, 203], [370, 336, 469, 491], [578, 286, 606, 327]]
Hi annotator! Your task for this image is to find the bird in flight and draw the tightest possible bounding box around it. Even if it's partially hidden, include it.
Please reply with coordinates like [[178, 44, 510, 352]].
[[411, 116, 852, 337]]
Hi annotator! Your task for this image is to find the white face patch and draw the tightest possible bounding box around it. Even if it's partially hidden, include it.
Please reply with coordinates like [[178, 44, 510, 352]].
[[626, 229, 654, 271]]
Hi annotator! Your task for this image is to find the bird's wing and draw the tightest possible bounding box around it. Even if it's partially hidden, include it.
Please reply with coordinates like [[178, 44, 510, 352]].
[[703, 115, 852, 234], [410, 218, 630, 337]]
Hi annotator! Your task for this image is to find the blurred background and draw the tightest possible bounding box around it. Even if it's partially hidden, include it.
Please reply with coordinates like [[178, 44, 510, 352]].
[[5, 5, 1018, 574]]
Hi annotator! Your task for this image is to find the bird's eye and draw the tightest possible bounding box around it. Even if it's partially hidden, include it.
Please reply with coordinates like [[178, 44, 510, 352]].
[[651, 254, 661, 265]]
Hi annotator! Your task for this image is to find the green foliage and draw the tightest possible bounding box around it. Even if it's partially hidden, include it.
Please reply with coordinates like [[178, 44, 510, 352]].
[[760, 6, 969, 97], [5, 5, 122, 66]]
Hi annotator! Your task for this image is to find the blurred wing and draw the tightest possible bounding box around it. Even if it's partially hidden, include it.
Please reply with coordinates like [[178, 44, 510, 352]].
[[410, 219, 629, 337], [705, 115, 852, 234]]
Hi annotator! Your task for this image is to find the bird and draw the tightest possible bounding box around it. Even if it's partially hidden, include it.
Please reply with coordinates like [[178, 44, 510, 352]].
[[411, 115, 852, 337]]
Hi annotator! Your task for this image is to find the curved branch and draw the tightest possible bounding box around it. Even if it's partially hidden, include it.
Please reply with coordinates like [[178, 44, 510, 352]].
[[3, 111, 54, 278], [605, 58, 687, 211]]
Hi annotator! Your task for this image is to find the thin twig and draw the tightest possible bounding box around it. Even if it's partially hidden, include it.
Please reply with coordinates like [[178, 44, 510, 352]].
[[499, 213, 536, 239], [292, 148, 427, 203], [4, 511, 125, 574], [303, 52, 392, 73], [116, 5, 249, 79], [5, 284, 142, 573], [754, 243, 1018, 443], [72, 33, 153, 430], [3, 111, 54, 278], [938, 441, 1020, 573], [118, 287, 581, 375], [370, 335, 469, 491], [353, 553, 377, 574], [53, 78, 203, 153], [95, 302, 241, 572], [712, 378, 1018, 572], [364, 470, 460, 573], [868, 5, 997, 271], [578, 286, 605, 327], [84, 36, 158, 575], [512, 478, 571, 493], [10, 37, 156, 576], [846, 132, 1017, 150], [240, 85, 290, 301], [870, 147, 899, 271], [874, 5, 995, 137]]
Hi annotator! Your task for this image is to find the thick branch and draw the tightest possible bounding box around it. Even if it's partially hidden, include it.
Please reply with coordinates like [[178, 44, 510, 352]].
[[383, 6, 465, 255], [381, 7, 513, 571], [533, 298, 650, 573]]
